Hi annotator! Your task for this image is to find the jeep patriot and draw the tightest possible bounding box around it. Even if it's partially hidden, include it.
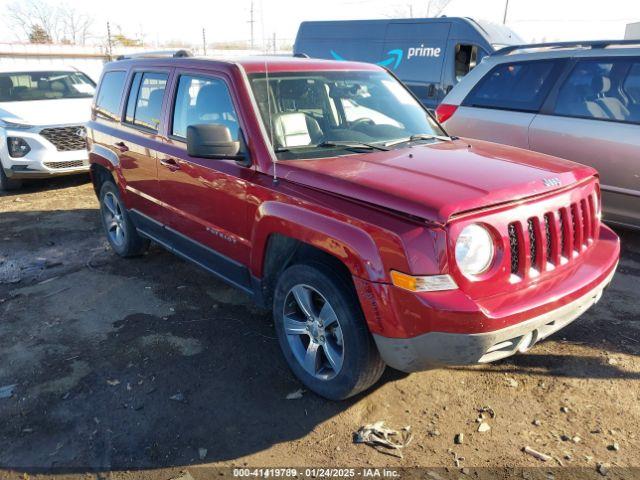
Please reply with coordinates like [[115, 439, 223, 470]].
[[88, 55, 620, 399]]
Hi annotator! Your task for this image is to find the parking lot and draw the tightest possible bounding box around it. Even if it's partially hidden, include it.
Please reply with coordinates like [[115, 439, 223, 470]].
[[0, 176, 638, 475]]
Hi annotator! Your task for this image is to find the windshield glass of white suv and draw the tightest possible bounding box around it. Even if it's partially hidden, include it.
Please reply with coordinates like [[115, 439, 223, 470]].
[[0, 71, 95, 102], [249, 71, 445, 159]]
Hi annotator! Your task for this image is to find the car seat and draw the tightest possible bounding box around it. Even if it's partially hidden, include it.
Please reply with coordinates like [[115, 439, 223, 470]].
[[137, 89, 164, 128], [593, 76, 630, 121], [272, 112, 323, 148]]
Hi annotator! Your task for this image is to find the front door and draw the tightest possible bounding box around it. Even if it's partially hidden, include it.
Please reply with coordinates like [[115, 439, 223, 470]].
[[154, 72, 254, 289]]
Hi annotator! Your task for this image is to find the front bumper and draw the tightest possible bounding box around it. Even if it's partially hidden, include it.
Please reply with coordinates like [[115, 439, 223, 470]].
[[373, 265, 616, 371], [1, 126, 89, 179]]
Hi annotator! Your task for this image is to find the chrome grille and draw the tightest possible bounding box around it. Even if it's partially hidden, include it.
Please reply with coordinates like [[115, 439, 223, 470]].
[[39, 126, 86, 152]]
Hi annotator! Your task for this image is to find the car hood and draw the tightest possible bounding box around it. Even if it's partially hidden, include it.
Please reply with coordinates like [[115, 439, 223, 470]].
[[279, 138, 596, 225], [0, 98, 92, 127]]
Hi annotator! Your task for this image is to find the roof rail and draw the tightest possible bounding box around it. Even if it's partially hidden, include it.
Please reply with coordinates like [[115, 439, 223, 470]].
[[493, 39, 640, 56], [115, 49, 192, 60]]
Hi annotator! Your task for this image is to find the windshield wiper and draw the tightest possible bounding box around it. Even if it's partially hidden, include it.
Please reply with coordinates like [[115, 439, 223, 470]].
[[274, 140, 390, 154], [316, 140, 390, 151], [384, 134, 455, 147]]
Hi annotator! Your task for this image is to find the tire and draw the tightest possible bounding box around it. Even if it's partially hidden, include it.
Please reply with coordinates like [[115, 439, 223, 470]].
[[99, 181, 149, 257], [0, 167, 22, 191], [273, 262, 385, 400]]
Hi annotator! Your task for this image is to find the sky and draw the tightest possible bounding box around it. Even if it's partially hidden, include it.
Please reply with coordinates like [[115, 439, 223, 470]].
[[0, 0, 639, 48]]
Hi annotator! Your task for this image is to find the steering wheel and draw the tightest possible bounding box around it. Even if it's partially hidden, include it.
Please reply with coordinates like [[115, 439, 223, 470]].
[[351, 118, 375, 129]]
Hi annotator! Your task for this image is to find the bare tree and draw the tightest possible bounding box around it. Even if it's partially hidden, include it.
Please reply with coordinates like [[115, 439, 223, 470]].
[[7, 0, 61, 43], [59, 3, 94, 45], [426, 0, 453, 17]]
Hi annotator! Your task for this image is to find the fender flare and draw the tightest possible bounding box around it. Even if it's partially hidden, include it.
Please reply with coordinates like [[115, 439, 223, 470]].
[[250, 201, 387, 282]]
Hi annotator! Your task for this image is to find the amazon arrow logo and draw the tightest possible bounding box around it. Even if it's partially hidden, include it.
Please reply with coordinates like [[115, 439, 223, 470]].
[[330, 49, 404, 70]]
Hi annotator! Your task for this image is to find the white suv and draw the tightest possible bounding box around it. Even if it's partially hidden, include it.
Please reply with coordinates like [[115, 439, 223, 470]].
[[0, 64, 95, 190]]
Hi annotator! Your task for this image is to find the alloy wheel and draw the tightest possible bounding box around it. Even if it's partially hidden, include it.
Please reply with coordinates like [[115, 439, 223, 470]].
[[282, 284, 345, 380], [102, 191, 127, 247]]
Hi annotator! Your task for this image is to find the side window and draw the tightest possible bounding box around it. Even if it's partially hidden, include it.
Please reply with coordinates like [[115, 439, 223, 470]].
[[171, 75, 239, 140], [454, 44, 481, 83], [95, 71, 126, 120], [554, 60, 639, 124], [463, 60, 558, 112], [124, 72, 168, 131]]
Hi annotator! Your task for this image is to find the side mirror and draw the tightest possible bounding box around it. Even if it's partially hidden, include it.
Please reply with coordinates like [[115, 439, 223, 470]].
[[186, 124, 248, 163]]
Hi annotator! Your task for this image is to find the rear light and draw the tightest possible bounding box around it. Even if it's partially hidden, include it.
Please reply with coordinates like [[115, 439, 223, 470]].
[[435, 103, 458, 124]]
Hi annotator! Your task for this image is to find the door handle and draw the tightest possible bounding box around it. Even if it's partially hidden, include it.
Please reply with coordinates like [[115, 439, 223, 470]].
[[160, 158, 181, 171], [114, 141, 129, 152]]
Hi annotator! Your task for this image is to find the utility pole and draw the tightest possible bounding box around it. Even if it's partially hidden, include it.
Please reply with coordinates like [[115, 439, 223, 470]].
[[503, 0, 509, 24], [409, 4, 413, 18], [202, 28, 207, 56], [106, 21, 113, 60], [272, 32, 276, 54], [248, 0, 255, 49]]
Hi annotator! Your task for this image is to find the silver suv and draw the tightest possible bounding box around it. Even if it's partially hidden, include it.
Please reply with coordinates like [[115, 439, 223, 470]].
[[436, 40, 640, 229]]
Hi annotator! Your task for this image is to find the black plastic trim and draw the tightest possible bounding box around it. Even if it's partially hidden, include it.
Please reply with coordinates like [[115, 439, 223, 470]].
[[129, 209, 256, 297]]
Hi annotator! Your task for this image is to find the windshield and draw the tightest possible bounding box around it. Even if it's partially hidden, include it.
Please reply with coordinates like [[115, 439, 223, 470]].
[[0, 71, 95, 102], [249, 70, 445, 159]]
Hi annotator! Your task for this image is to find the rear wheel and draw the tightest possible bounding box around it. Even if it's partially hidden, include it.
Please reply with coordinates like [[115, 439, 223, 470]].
[[99, 181, 149, 257], [273, 262, 385, 400], [0, 167, 22, 191]]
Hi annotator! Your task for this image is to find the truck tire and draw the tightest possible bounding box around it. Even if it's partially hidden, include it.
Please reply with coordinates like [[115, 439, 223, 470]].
[[273, 262, 385, 400], [99, 181, 149, 257], [0, 167, 22, 191]]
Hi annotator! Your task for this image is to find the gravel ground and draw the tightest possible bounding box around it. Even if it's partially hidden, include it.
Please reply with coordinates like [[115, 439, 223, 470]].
[[0, 176, 638, 478]]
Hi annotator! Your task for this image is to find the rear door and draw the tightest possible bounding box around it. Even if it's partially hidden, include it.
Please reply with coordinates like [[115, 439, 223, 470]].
[[529, 57, 640, 227], [118, 69, 170, 218], [383, 21, 450, 108], [446, 59, 565, 148], [153, 70, 253, 289]]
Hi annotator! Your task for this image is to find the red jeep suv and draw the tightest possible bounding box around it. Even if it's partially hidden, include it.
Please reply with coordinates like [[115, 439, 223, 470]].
[[88, 55, 619, 399]]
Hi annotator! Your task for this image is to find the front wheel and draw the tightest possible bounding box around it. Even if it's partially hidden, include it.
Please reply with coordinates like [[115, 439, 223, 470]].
[[0, 167, 22, 191], [273, 262, 385, 400]]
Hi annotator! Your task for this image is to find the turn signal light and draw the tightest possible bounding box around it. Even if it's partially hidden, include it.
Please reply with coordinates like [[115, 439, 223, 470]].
[[435, 103, 458, 124], [390, 270, 458, 292]]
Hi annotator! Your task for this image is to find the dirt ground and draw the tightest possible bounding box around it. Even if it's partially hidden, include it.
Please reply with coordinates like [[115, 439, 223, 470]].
[[0, 176, 638, 478]]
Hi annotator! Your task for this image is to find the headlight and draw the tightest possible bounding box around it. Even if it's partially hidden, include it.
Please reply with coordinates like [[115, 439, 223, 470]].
[[7, 137, 31, 158], [455, 224, 494, 277]]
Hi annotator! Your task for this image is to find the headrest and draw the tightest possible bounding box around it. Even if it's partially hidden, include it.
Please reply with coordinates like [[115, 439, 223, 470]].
[[591, 75, 611, 94], [148, 89, 164, 106], [50, 80, 65, 92], [272, 112, 311, 147]]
